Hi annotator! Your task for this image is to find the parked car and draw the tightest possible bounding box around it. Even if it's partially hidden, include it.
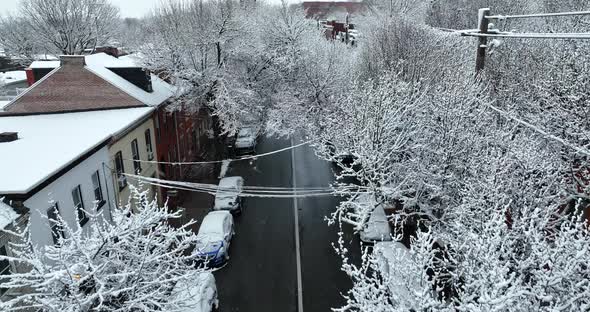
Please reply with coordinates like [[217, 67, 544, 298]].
[[373, 241, 422, 310], [171, 272, 219, 312], [360, 204, 393, 244], [193, 211, 235, 268], [234, 127, 258, 154], [325, 141, 357, 165], [213, 176, 244, 214]]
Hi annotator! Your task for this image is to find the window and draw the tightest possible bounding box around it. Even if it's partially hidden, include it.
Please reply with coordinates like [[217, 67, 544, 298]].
[[91, 171, 105, 208], [155, 117, 160, 143], [115, 151, 127, 190], [131, 139, 142, 173], [72, 185, 88, 226], [47, 203, 64, 244], [145, 129, 154, 160], [0, 246, 10, 295]]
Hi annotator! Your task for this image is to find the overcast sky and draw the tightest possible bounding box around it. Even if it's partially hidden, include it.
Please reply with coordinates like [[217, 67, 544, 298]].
[[0, 0, 302, 18]]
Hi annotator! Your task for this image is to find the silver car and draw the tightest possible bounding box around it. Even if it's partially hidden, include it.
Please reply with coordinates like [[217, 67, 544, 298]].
[[234, 127, 258, 154], [213, 176, 244, 214]]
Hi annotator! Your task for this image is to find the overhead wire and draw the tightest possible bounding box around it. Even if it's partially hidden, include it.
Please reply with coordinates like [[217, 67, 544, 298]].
[[481, 100, 590, 157], [485, 11, 590, 20], [461, 31, 590, 40], [124, 174, 369, 198], [124, 140, 312, 165]]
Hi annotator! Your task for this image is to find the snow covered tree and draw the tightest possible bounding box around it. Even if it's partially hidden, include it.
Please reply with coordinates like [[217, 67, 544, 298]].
[[264, 3, 356, 137], [0, 0, 120, 57], [0, 187, 204, 311], [141, 0, 256, 134], [320, 5, 590, 311]]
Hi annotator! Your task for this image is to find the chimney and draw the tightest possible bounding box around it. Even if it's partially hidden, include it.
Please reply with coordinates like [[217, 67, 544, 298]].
[[60, 55, 86, 67], [25, 68, 35, 87], [0, 132, 18, 143]]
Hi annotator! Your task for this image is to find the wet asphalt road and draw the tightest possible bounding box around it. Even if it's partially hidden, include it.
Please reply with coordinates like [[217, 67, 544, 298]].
[[214, 136, 361, 312]]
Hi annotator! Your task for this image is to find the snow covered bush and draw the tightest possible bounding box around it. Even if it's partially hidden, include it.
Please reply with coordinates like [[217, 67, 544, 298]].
[[0, 187, 204, 311]]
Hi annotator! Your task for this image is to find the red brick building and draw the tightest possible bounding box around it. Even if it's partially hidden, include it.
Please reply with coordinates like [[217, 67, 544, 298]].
[[8, 53, 219, 207]]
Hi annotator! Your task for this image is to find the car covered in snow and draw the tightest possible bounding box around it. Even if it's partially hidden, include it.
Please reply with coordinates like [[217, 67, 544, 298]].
[[213, 176, 244, 214], [234, 127, 258, 154], [193, 211, 234, 268], [325, 141, 357, 165], [171, 271, 219, 312], [360, 204, 392, 243], [342, 193, 392, 243], [373, 241, 423, 310]]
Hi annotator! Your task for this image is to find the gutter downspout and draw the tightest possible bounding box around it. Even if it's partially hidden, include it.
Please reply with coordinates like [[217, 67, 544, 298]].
[[174, 111, 181, 179], [102, 162, 114, 223]]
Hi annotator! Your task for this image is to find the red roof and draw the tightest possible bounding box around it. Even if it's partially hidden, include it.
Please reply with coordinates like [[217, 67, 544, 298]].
[[3, 62, 144, 114]]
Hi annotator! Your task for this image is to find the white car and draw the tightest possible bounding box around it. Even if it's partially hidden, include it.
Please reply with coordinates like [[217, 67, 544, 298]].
[[360, 204, 392, 243], [171, 272, 219, 312], [213, 176, 244, 215], [194, 211, 235, 268], [234, 127, 258, 154], [373, 241, 422, 310]]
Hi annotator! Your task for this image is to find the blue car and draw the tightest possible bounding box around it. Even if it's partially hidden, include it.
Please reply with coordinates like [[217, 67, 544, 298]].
[[193, 211, 235, 269]]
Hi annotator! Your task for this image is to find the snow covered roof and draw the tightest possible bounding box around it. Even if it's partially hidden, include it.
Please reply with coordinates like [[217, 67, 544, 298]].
[[85, 53, 137, 68], [0, 71, 27, 84], [28, 53, 176, 107], [87, 65, 175, 107], [4, 64, 144, 114], [0, 201, 20, 229], [0, 107, 154, 195], [28, 61, 60, 69], [0, 101, 10, 111]]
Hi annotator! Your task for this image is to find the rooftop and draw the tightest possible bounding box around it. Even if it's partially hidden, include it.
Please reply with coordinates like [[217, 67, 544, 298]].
[[5, 53, 176, 114], [0, 107, 154, 195]]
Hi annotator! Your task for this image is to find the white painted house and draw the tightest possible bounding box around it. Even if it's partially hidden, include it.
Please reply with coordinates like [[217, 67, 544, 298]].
[[0, 107, 153, 249]]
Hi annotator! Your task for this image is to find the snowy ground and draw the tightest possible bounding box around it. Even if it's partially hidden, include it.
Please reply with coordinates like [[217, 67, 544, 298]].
[[218, 160, 231, 179]]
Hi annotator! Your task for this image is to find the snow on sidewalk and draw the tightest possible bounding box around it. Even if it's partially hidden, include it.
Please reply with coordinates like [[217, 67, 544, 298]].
[[218, 160, 231, 179]]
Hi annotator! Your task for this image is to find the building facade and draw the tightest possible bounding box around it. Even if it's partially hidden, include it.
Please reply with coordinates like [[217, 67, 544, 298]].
[[109, 113, 159, 208]]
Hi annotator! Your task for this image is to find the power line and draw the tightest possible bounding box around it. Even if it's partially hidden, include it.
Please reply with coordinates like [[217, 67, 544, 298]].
[[124, 140, 312, 165], [126, 173, 366, 193], [481, 100, 590, 157], [124, 174, 367, 198], [486, 11, 590, 20], [462, 31, 590, 40]]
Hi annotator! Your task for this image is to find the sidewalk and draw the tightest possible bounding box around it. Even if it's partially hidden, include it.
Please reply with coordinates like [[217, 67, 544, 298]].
[[171, 133, 231, 232]]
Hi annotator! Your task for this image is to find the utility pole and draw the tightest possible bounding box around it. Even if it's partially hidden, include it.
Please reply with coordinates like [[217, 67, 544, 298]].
[[475, 8, 491, 73]]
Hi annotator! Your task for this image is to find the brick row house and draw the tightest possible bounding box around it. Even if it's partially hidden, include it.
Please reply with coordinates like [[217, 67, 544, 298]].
[[18, 53, 218, 206], [0, 52, 219, 287]]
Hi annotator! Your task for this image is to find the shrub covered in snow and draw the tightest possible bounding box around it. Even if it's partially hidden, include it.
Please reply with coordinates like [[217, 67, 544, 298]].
[[0, 187, 205, 311]]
